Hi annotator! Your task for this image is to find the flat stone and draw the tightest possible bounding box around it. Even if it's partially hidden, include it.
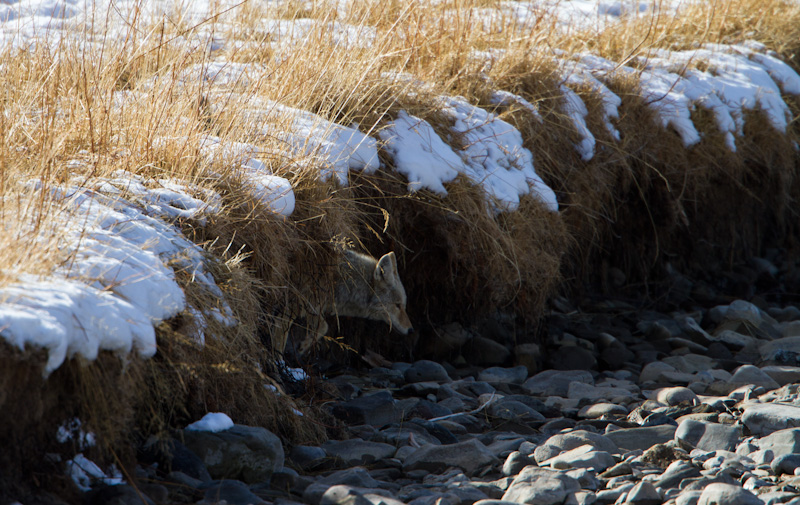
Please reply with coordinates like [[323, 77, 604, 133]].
[[487, 399, 545, 422], [662, 354, 717, 374], [674, 420, 741, 453], [697, 483, 762, 505], [534, 431, 618, 463], [501, 467, 580, 505], [604, 425, 677, 453], [761, 366, 800, 386], [322, 439, 396, 467], [755, 428, 800, 458], [578, 403, 628, 419], [675, 490, 703, 505], [403, 438, 499, 476], [760, 337, 800, 365], [478, 366, 529, 384], [742, 403, 800, 436], [544, 444, 615, 473], [522, 370, 594, 398], [567, 382, 635, 402]]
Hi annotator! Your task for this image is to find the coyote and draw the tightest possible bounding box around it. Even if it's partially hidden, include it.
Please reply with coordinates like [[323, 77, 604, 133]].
[[273, 250, 413, 355]]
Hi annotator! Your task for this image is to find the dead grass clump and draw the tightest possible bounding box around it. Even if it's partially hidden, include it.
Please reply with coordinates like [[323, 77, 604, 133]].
[[343, 167, 568, 351]]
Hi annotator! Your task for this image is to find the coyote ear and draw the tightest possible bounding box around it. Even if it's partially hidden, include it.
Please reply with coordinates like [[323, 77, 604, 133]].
[[375, 252, 399, 282]]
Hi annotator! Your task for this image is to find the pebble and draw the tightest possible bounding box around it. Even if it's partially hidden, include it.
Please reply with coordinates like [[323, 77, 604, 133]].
[[62, 294, 800, 505]]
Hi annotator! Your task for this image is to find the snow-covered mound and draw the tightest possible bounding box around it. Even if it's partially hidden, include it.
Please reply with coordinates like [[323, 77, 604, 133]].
[[1, 172, 232, 374]]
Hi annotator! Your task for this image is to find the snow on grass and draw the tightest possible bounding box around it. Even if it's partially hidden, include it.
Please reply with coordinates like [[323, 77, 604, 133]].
[[438, 95, 559, 212], [379, 111, 461, 195], [0, 173, 234, 374], [186, 412, 234, 432], [254, 101, 380, 186], [559, 84, 596, 161], [379, 98, 558, 212]]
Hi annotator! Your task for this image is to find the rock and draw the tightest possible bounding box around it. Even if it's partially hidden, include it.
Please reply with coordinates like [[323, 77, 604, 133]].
[[640, 362, 678, 383], [544, 444, 615, 472], [741, 403, 800, 436], [697, 483, 763, 505], [604, 425, 677, 453], [514, 344, 542, 375], [567, 382, 634, 402], [200, 480, 267, 505], [770, 453, 800, 475], [289, 445, 327, 471], [760, 337, 800, 365], [728, 365, 780, 391], [755, 428, 800, 458], [487, 400, 545, 422], [624, 481, 661, 505], [655, 460, 701, 489], [478, 366, 529, 385], [474, 501, 519, 505], [318, 468, 382, 488], [662, 354, 717, 374], [549, 346, 597, 371], [674, 420, 741, 452], [523, 370, 594, 398], [655, 387, 700, 406], [463, 337, 512, 366], [322, 439, 396, 467], [675, 490, 703, 505], [319, 485, 388, 505], [87, 485, 156, 505], [405, 360, 451, 383], [534, 431, 618, 463], [502, 451, 533, 477], [139, 437, 212, 482], [331, 391, 401, 426], [761, 366, 800, 386], [578, 403, 628, 419], [403, 438, 499, 476], [183, 425, 284, 484], [501, 467, 580, 505]]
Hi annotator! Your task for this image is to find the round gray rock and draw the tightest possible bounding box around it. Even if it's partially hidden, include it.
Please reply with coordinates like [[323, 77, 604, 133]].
[[183, 425, 284, 484], [697, 483, 763, 505], [502, 467, 580, 505]]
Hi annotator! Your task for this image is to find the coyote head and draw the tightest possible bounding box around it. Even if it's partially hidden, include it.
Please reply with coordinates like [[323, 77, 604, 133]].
[[372, 252, 413, 335]]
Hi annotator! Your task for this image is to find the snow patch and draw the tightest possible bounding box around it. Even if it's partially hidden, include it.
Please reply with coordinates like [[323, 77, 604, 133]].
[[186, 412, 234, 432]]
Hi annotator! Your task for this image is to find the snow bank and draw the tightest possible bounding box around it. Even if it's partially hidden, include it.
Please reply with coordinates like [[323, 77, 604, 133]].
[[0, 173, 233, 374], [380, 97, 558, 212]]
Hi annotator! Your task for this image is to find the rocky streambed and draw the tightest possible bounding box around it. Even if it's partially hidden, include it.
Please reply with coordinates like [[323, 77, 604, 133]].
[[81, 295, 800, 505]]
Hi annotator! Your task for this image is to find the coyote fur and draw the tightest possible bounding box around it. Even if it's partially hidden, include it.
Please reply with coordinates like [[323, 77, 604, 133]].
[[273, 250, 413, 355]]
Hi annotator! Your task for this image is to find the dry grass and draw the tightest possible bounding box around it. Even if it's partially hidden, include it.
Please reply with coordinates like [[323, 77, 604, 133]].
[[1, 0, 800, 498]]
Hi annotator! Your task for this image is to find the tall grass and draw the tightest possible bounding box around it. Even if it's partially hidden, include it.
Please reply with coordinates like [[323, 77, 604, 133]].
[[1, 0, 800, 498]]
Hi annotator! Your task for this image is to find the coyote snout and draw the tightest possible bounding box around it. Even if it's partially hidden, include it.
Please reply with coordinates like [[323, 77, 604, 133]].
[[273, 250, 413, 355]]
